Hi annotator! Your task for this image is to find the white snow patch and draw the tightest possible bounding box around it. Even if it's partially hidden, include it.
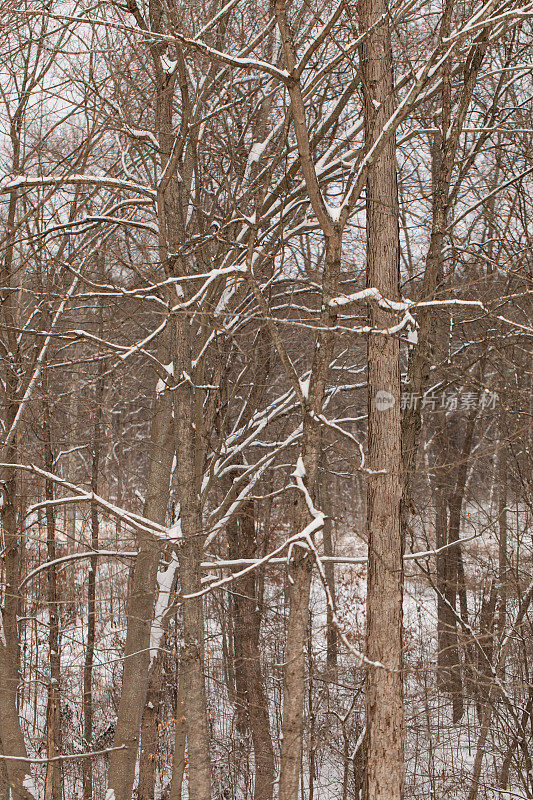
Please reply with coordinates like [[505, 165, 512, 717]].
[[326, 203, 342, 223], [329, 287, 381, 308], [160, 55, 178, 75], [156, 362, 174, 395], [407, 327, 418, 345], [246, 140, 268, 168], [299, 377, 310, 400], [150, 552, 180, 661], [105, 790, 116, 800], [292, 455, 307, 479], [23, 774, 39, 798]]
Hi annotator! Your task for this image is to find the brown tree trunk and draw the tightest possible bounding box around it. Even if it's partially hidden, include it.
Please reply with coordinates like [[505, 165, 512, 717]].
[[0, 469, 38, 800], [228, 501, 275, 800], [0, 641, 38, 799], [83, 316, 106, 800], [435, 480, 463, 720], [358, 0, 405, 798], [169, 660, 186, 800], [446, 400, 480, 706], [435, 485, 451, 680], [319, 463, 338, 682], [43, 383, 62, 800], [109, 8, 189, 795], [0, 154, 38, 800], [279, 539, 314, 800], [138, 655, 163, 800], [108, 328, 174, 800], [401, 0, 488, 504], [173, 310, 212, 800], [0, 736, 8, 798], [400, 0, 455, 514], [273, 2, 343, 794], [497, 421, 508, 638]]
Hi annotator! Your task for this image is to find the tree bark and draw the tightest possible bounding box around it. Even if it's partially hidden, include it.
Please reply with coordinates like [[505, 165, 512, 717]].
[[435, 480, 463, 720], [168, 660, 186, 800], [358, 1, 405, 799], [83, 307, 106, 800], [108, 328, 174, 800], [42, 377, 62, 800], [138, 655, 163, 800], [173, 310, 212, 800], [319, 462, 338, 682], [0, 130, 38, 800], [229, 501, 275, 800], [0, 736, 8, 798], [273, 3, 343, 796], [445, 400, 480, 707], [497, 419, 508, 638]]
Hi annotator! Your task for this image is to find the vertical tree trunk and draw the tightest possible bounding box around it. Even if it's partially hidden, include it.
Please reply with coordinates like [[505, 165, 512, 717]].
[[0, 640, 38, 799], [0, 461, 32, 800], [43, 382, 62, 800], [138, 655, 163, 800], [114, 407, 124, 539], [400, 0, 455, 517], [497, 422, 507, 638], [228, 506, 249, 736], [109, 9, 185, 794], [279, 532, 314, 800], [0, 467, 38, 800], [108, 328, 174, 800], [435, 480, 463, 721], [435, 483, 449, 682], [0, 737, 8, 798], [0, 143, 38, 800], [273, 3, 343, 795], [169, 661, 186, 800], [319, 462, 337, 682], [173, 311, 212, 800], [358, 1, 405, 799], [228, 501, 275, 800], [446, 400, 479, 706], [83, 302, 106, 800]]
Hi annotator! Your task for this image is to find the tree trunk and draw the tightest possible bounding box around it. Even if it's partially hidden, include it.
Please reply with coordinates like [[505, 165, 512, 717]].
[[108, 328, 174, 800], [138, 655, 163, 800], [358, 1, 405, 799], [43, 384, 62, 800], [446, 400, 480, 705], [272, 2, 343, 788], [169, 660, 186, 800], [497, 422, 508, 638], [229, 501, 275, 800], [435, 481, 463, 720], [83, 317, 106, 800], [0, 736, 9, 798], [279, 542, 314, 800], [174, 311, 212, 800], [0, 466, 35, 800], [319, 463, 337, 682], [0, 151, 38, 800]]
